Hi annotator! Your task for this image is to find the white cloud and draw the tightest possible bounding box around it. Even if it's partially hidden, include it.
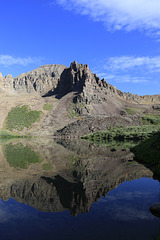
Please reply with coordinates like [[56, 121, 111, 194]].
[[91, 70, 150, 85], [103, 56, 160, 73], [0, 55, 41, 66], [106, 74, 149, 84], [91, 55, 160, 85], [56, 0, 160, 36]]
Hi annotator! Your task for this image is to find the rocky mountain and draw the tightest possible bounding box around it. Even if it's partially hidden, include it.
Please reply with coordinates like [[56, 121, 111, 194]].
[[0, 61, 159, 137], [0, 61, 159, 104], [54, 61, 160, 105]]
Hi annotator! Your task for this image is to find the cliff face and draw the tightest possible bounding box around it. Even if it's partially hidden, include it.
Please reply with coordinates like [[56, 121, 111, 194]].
[[54, 61, 160, 106]]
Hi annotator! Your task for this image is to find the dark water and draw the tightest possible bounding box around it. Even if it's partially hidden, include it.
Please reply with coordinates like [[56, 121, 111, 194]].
[[0, 138, 159, 240]]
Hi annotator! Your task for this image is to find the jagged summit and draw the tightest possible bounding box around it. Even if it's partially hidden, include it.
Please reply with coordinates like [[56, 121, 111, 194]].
[[0, 61, 159, 105], [0, 61, 160, 137]]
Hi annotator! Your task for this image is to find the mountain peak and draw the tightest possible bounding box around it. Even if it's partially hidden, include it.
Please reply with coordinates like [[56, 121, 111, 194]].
[[70, 61, 89, 71], [0, 61, 159, 106]]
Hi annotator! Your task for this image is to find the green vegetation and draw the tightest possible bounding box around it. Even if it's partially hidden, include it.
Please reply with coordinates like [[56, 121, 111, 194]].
[[82, 113, 160, 147], [68, 154, 81, 165], [43, 103, 53, 111], [125, 108, 141, 115], [3, 143, 42, 169], [68, 154, 85, 172], [141, 114, 160, 125], [131, 132, 160, 178], [126, 160, 140, 166], [5, 105, 43, 131], [82, 125, 160, 142], [0, 130, 22, 139], [42, 162, 52, 171], [67, 102, 88, 118], [83, 138, 140, 149], [67, 103, 80, 118], [68, 108, 79, 118], [81, 112, 160, 179]]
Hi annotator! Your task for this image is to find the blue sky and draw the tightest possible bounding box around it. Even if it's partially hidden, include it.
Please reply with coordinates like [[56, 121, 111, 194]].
[[1, 0, 160, 95]]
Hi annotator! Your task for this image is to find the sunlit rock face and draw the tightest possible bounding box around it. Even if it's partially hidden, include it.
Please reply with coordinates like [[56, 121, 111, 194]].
[[0, 65, 66, 95]]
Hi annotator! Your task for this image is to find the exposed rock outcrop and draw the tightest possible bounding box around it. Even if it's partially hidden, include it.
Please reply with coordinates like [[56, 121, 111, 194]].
[[54, 115, 142, 138]]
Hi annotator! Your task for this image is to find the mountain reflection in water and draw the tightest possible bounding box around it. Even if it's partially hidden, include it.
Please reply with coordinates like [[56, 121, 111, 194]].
[[0, 138, 153, 216], [0, 138, 160, 240]]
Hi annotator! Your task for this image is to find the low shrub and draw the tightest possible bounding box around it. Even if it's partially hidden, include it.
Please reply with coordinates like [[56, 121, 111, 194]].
[[42, 163, 52, 171], [5, 105, 43, 131], [125, 108, 141, 115], [43, 103, 53, 111], [82, 125, 160, 142], [142, 114, 160, 125]]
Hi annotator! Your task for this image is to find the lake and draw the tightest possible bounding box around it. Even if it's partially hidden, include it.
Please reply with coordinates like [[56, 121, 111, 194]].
[[0, 138, 159, 240]]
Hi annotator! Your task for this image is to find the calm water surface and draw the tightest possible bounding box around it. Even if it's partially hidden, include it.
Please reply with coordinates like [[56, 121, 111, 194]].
[[0, 139, 159, 240]]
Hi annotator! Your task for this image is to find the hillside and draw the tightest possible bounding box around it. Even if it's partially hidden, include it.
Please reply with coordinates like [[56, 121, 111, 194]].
[[0, 61, 159, 138]]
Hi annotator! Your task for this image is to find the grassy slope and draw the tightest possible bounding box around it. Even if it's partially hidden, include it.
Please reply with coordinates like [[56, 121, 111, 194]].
[[4, 105, 43, 131], [0, 95, 57, 137]]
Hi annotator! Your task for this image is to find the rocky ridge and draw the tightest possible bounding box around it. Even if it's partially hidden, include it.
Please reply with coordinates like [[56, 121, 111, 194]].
[[0, 61, 160, 137], [0, 61, 159, 105]]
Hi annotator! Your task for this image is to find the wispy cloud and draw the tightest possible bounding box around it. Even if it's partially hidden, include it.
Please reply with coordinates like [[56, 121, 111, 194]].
[[103, 56, 160, 73], [55, 0, 160, 36], [0, 55, 41, 66], [106, 75, 149, 84], [91, 55, 160, 86], [96, 72, 149, 84]]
